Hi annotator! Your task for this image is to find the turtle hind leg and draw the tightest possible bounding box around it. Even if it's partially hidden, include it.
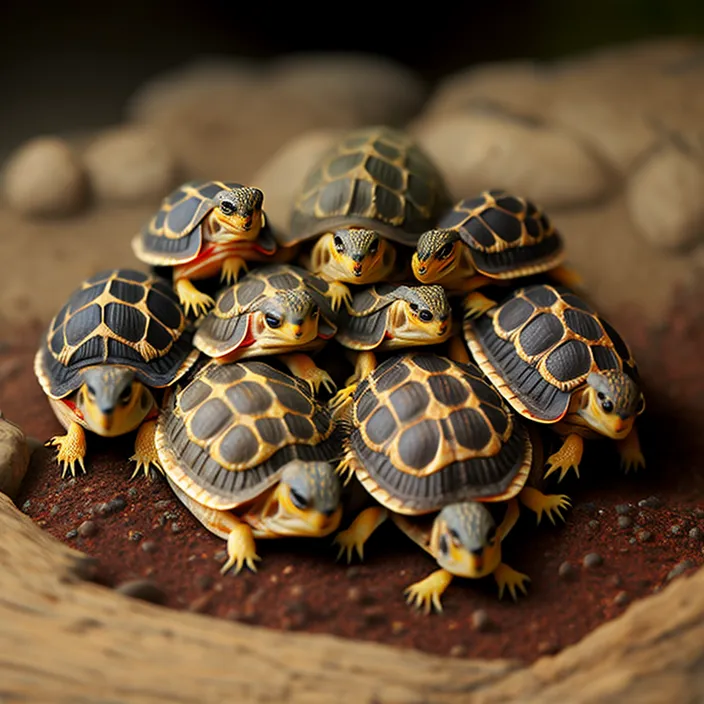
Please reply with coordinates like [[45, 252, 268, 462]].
[[617, 426, 645, 474], [404, 569, 454, 614], [333, 506, 388, 563], [278, 353, 336, 395], [493, 563, 531, 601], [129, 419, 163, 480], [519, 486, 571, 525], [544, 434, 584, 483], [174, 278, 215, 318], [46, 421, 87, 478]]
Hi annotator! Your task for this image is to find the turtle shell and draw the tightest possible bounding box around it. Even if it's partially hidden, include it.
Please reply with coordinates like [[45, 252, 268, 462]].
[[34, 269, 198, 399], [439, 190, 564, 278], [345, 352, 531, 515], [463, 284, 640, 423], [336, 283, 449, 350], [288, 126, 452, 247], [132, 180, 271, 266], [155, 359, 345, 510], [193, 264, 338, 357]]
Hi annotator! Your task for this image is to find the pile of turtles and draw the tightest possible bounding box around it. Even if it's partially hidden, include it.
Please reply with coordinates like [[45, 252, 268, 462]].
[[33, 126, 646, 613]]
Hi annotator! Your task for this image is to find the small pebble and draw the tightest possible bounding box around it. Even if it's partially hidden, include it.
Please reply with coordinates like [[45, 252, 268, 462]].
[[613, 591, 630, 607], [391, 621, 406, 635], [581, 502, 597, 515], [289, 585, 304, 599], [127, 487, 138, 498], [638, 496, 662, 509], [449, 644, 467, 657], [213, 549, 227, 562], [667, 560, 695, 582], [692, 508, 704, 519], [670, 524, 682, 535], [537, 641, 560, 656], [689, 527, 702, 541], [637, 530, 653, 543], [171, 522, 183, 534], [141, 541, 158, 553], [65, 528, 78, 539], [629, 537, 637, 545], [558, 561, 576, 580], [615, 503, 632, 515], [608, 574, 623, 587], [21, 500, 31, 511], [583, 552, 603, 568], [617, 516, 632, 529], [77, 520, 97, 538], [636, 511, 650, 524], [346, 566, 362, 579], [49, 505, 60, 517], [154, 500, 172, 510], [164, 511, 178, 520], [471, 609, 493, 632], [115, 579, 166, 605], [128, 530, 143, 542], [187, 593, 213, 614], [282, 565, 294, 575], [347, 586, 362, 603], [587, 520, 599, 530]]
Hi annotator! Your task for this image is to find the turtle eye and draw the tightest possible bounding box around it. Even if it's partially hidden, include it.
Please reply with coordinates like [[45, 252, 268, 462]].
[[86, 385, 96, 398], [333, 235, 345, 253], [419, 309, 433, 323], [601, 399, 614, 413], [437, 243, 454, 260], [368, 237, 379, 255], [219, 200, 235, 216], [289, 486, 308, 510], [438, 534, 449, 555], [119, 384, 132, 404], [265, 313, 282, 328]]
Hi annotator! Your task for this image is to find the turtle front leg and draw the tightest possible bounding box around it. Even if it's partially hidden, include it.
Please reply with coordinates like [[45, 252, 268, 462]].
[[46, 421, 87, 478], [129, 419, 163, 480], [330, 351, 377, 410], [221, 256, 248, 285], [326, 280, 353, 313], [174, 278, 215, 318], [404, 569, 454, 614], [518, 486, 571, 525], [278, 353, 336, 395], [544, 433, 584, 482], [616, 425, 645, 473], [462, 291, 497, 320], [333, 506, 388, 563]]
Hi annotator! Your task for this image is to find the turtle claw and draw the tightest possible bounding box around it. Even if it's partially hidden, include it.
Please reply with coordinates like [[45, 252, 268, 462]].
[[330, 384, 357, 412], [220, 257, 248, 285], [494, 563, 530, 601], [47, 423, 87, 478], [326, 281, 353, 313], [617, 430, 645, 474], [462, 292, 496, 320], [404, 569, 453, 615], [222, 524, 261, 575], [129, 419, 163, 480], [519, 487, 571, 526], [175, 278, 215, 318], [544, 434, 584, 483], [332, 506, 387, 564], [333, 527, 365, 563]]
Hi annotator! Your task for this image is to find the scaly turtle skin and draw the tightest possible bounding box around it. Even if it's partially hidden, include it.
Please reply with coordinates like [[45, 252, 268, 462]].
[[132, 180, 289, 317], [413, 190, 578, 317], [34, 269, 199, 478], [155, 359, 345, 573], [193, 264, 338, 395], [285, 126, 452, 311], [332, 351, 570, 612], [463, 283, 646, 482]]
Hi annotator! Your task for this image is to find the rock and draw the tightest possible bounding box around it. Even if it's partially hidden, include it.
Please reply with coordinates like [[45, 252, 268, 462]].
[[141, 541, 158, 554], [115, 579, 167, 605], [638, 496, 664, 509], [471, 609, 493, 632], [583, 553, 603, 569], [0, 414, 30, 501], [82, 126, 179, 204], [627, 146, 704, 252], [689, 527, 702, 541], [412, 112, 611, 209], [666, 560, 696, 582], [613, 591, 630, 607], [637, 530, 654, 543], [2, 136, 87, 217], [77, 520, 97, 538], [252, 129, 340, 231], [270, 53, 426, 126], [449, 644, 467, 657], [615, 503, 633, 515], [558, 562, 576, 580], [618, 516, 633, 529]]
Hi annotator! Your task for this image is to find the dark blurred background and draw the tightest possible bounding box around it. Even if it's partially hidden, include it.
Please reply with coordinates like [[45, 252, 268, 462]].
[[2, 0, 704, 158]]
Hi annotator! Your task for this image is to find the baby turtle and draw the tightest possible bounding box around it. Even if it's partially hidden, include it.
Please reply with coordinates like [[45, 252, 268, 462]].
[[284, 126, 452, 311], [412, 190, 578, 317], [463, 283, 646, 481], [132, 180, 286, 317], [34, 269, 199, 477], [155, 359, 345, 573], [193, 264, 338, 394], [332, 351, 570, 612]]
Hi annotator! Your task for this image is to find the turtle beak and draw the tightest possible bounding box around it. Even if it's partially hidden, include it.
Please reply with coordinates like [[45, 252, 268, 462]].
[[99, 411, 114, 432], [353, 262, 363, 277]]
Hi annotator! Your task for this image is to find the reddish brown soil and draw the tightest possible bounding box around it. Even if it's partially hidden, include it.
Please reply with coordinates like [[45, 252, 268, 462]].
[[4, 285, 704, 665]]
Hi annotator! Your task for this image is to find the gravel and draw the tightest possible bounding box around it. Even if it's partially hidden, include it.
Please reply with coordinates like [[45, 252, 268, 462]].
[[613, 591, 630, 606], [583, 553, 603, 569], [615, 503, 632, 515], [618, 516, 632, 529], [471, 609, 493, 632], [666, 560, 695, 582], [77, 520, 97, 538], [558, 561, 576, 580], [636, 530, 653, 543], [638, 496, 663, 509], [115, 579, 167, 604], [689, 527, 702, 541]]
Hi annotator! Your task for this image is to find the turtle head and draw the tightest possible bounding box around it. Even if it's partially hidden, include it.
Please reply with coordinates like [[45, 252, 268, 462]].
[[412, 229, 463, 283], [326, 228, 393, 282], [430, 502, 501, 579], [388, 285, 452, 346], [266, 461, 343, 536], [76, 367, 153, 437], [579, 370, 645, 439], [210, 186, 264, 240], [251, 290, 321, 350]]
